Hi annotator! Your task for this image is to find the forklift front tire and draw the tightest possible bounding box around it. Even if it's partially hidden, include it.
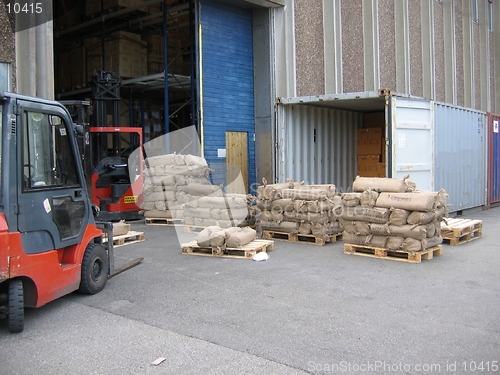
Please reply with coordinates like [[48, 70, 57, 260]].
[[79, 243, 109, 295], [8, 280, 24, 333]]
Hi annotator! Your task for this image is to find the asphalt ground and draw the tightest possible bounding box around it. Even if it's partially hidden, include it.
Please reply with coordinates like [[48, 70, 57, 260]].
[[0, 208, 499, 375]]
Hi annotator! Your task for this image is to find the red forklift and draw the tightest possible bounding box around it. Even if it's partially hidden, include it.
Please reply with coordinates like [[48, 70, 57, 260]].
[[0, 91, 139, 333], [62, 71, 143, 222]]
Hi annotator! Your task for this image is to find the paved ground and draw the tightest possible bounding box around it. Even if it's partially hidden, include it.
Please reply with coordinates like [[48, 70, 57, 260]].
[[0, 208, 499, 374]]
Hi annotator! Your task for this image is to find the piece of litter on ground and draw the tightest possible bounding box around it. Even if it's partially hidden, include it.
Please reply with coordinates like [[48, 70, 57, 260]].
[[253, 252, 269, 262], [151, 357, 166, 366]]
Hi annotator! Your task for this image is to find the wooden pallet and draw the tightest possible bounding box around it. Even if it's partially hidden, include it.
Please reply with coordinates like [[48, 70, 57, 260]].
[[441, 218, 482, 246], [145, 217, 184, 226], [104, 231, 145, 247], [261, 230, 342, 246], [181, 239, 274, 259], [343, 244, 442, 263], [184, 225, 257, 234]]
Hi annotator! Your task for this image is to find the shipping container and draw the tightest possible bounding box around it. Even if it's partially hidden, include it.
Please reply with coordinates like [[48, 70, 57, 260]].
[[276, 91, 488, 213], [434, 103, 487, 213], [276, 91, 434, 192]]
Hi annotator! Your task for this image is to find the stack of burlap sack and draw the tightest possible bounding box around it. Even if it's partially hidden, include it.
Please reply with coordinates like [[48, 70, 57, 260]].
[[340, 176, 448, 251], [141, 153, 257, 227], [256, 179, 344, 241], [195, 226, 257, 251]]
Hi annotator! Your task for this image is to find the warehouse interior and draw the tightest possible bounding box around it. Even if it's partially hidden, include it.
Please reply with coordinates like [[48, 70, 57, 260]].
[[54, 0, 196, 144]]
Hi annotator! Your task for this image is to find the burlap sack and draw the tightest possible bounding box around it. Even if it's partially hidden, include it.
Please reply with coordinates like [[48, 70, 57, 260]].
[[281, 188, 330, 201], [342, 232, 371, 246], [181, 183, 223, 196], [260, 210, 284, 223], [389, 208, 411, 225], [198, 196, 228, 209], [325, 221, 343, 235], [376, 192, 436, 212], [407, 211, 436, 225], [386, 236, 405, 250], [425, 235, 443, 248], [174, 176, 211, 186], [355, 221, 371, 235], [141, 202, 155, 211], [341, 206, 390, 223], [359, 190, 379, 207], [340, 220, 356, 234], [256, 183, 291, 200], [184, 206, 212, 219], [143, 175, 177, 187], [426, 222, 436, 238], [184, 196, 199, 208], [370, 235, 388, 248], [433, 220, 442, 236], [143, 191, 176, 203], [218, 207, 249, 222], [184, 216, 195, 225], [201, 219, 233, 228], [402, 235, 443, 252], [210, 229, 228, 249], [184, 154, 209, 167], [145, 154, 176, 168], [369, 223, 391, 236], [225, 227, 256, 248], [284, 211, 330, 224], [260, 220, 299, 233], [154, 201, 167, 211], [341, 193, 362, 207], [196, 225, 222, 247], [388, 224, 427, 240], [175, 191, 190, 205], [298, 222, 312, 234], [352, 176, 414, 193]]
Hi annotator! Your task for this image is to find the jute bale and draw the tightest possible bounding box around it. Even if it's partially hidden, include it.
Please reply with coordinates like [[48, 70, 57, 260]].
[[407, 211, 436, 225], [376, 192, 436, 212], [386, 236, 405, 250], [359, 190, 379, 207], [225, 227, 256, 248], [355, 221, 371, 235], [180, 183, 223, 196], [256, 183, 291, 200], [260, 220, 299, 233], [352, 176, 415, 193], [298, 222, 312, 234], [184, 206, 212, 219], [341, 193, 362, 207], [260, 210, 284, 223], [341, 206, 391, 223], [145, 154, 176, 168], [388, 224, 427, 240], [389, 208, 411, 226], [195, 226, 222, 247]]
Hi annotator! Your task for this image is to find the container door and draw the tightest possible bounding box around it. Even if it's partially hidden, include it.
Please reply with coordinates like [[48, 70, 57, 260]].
[[390, 97, 434, 191], [487, 114, 500, 206]]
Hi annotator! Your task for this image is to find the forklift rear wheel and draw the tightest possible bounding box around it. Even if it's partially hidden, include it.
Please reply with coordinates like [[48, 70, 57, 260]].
[[79, 243, 109, 295], [8, 280, 24, 333]]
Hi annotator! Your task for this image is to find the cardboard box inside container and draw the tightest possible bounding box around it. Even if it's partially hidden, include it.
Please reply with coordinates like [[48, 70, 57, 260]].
[[358, 154, 380, 166]]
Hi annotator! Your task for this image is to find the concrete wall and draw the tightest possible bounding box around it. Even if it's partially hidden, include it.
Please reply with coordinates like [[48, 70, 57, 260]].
[[0, 2, 16, 91]]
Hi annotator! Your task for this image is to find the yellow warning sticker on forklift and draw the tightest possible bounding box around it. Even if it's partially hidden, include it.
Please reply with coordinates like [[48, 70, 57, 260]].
[[124, 196, 138, 204]]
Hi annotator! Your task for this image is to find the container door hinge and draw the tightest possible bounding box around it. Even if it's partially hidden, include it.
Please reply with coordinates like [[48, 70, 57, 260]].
[[14, 204, 21, 215]]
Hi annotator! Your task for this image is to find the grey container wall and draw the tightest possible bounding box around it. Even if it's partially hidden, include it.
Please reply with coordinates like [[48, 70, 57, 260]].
[[434, 102, 487, 213], [276, 104, 362, 192]]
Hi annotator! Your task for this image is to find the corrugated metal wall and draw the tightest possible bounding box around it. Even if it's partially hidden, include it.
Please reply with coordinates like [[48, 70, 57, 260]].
[[434, 103, 487, 212], [200, 0, 256, 191], [277, 104, 361, 192]]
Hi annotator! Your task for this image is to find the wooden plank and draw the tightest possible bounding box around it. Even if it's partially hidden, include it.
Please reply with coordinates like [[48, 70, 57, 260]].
[[343, 244, 442, 263], [103, 231, 145, 247], [441, 218, 482, 245], [181, 239, 274, 259], [145, 217, 184, 226], [226, 131, 248, 194]]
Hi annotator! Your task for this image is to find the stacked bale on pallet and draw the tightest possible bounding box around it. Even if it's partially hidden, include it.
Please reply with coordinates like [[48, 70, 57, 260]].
[[341, 176, 448, 251], [142, 153, 257, 227], [195, 225, 257, 253], [256, 179, 344, 241]]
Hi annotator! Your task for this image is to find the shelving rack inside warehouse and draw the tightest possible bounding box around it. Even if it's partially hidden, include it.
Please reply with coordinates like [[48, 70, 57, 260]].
[[54, 0, 198, 143]]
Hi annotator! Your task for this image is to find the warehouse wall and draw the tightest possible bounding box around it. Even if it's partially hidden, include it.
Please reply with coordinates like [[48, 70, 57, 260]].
[[274, 0, 499, 113], [0, 2, 16, 91]]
